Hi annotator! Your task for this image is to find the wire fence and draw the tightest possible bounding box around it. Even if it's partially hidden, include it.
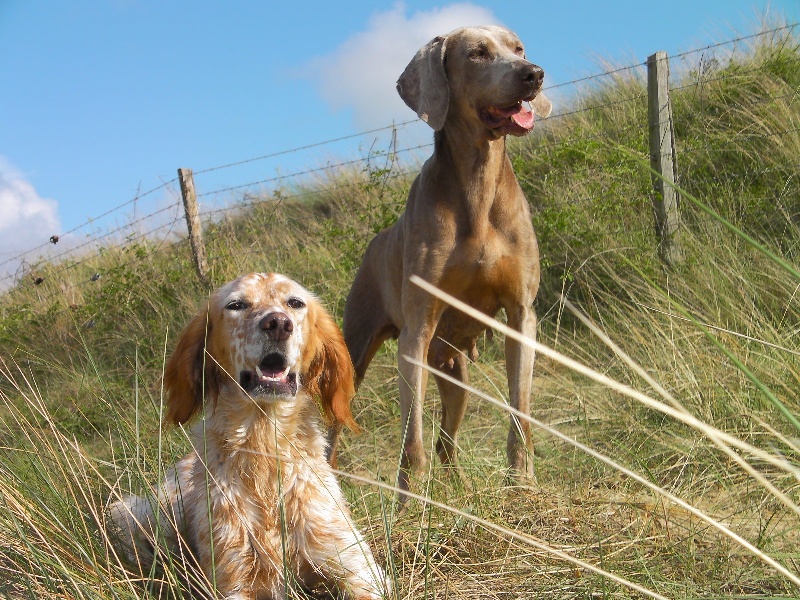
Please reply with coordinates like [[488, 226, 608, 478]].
[[2, 22, 797, 305]]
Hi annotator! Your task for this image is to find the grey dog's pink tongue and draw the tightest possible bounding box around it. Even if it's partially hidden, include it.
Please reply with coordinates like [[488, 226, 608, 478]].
[[510, 103, 534, 130]]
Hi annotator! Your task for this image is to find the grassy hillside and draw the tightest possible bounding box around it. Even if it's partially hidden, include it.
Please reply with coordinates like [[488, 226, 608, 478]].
[[0, 24, 799, 599]]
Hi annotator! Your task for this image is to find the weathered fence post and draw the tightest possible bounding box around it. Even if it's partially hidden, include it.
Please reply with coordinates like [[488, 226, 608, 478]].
[[647, 51, 682, 265], [178, 167, 210, 288]]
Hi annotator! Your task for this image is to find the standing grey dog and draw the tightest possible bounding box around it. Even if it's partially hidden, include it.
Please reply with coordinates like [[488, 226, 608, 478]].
[[337, 25, 552, 495]]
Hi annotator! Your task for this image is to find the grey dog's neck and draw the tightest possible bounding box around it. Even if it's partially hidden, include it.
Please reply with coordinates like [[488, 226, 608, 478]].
[[433, 128, 513, 194], [435, 125, 509, 172]]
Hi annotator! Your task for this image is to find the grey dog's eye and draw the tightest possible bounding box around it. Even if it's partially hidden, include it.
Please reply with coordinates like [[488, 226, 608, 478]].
[[287, 297, 306, 310]]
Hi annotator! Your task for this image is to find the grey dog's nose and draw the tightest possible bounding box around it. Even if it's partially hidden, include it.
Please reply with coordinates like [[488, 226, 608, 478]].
[[523, 64, 544, 87], [260, 312, 293, 341]]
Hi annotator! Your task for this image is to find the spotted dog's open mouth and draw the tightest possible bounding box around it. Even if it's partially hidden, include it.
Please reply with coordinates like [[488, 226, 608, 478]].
[[480, 97, 536, 135], [239, 353, 298, 399]]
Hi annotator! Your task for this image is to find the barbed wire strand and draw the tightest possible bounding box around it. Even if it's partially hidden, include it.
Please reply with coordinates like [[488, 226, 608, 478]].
[[28, 218, 187, 304], [0, 178, 178, 275], [193, 120, 419, 176], [53, 214, 185, 278], [671, 22, 798, 62], [52, 237, 189, 306], [197, 143, 431, 199], [546, 22, 798, 92], [0, 201, 183, 287], [200, 168, 419, 220], [15, 166, 421, 297]]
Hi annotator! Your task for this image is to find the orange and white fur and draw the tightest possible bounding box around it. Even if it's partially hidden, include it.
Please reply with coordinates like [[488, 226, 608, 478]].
[[108, 273, 388, 599]]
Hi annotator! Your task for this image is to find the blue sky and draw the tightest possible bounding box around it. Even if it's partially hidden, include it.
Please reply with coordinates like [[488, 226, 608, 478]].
[[1, 1, 798, 280]]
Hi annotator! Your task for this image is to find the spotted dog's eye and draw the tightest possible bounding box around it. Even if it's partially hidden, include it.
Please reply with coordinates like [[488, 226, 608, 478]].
[[515, 46, 524, 56], [225, 299, 248, 311], [287, 297, 306, 310]]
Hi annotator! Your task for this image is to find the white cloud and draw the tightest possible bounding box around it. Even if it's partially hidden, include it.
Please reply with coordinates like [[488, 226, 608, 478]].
[[0, 157, 61, 282], [306, 2, 501, 129]]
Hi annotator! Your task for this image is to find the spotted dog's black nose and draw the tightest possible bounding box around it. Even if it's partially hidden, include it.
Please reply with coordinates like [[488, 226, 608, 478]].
[[260, 312, 293, 341]]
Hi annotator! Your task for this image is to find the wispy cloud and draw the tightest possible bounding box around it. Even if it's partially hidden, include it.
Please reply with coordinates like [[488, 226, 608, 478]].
[[306, 2, 501, 130], [0, 157, 60, 282]]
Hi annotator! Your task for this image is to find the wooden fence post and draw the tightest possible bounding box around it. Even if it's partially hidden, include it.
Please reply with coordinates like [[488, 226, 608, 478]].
[[178, 168, 210, 288], [647, 51, 682, 265]]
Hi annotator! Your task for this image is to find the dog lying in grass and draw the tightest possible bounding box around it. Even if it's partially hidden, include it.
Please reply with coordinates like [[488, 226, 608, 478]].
[[108, 272, 388, 599]]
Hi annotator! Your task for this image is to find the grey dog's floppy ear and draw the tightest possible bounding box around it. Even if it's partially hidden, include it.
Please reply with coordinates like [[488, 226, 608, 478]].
[[396, 35, 449, 131], [533, 93, 553, 118]]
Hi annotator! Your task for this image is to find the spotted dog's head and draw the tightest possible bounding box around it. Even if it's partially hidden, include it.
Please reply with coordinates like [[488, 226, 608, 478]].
[[164, 273, 357, 429]]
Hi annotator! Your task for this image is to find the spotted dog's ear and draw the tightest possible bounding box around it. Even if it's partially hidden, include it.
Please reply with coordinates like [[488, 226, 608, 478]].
[[302, 299, 359, 432], [396, 35, 449, 131], [164, 306, 219, 425]]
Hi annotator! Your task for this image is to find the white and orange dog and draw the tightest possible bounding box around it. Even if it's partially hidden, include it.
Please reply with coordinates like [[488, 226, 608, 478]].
[[109, 273, 387, 599]]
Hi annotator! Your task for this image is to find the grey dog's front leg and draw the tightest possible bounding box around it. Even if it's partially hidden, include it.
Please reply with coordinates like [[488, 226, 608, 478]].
[[505, 304, 536, 480]]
